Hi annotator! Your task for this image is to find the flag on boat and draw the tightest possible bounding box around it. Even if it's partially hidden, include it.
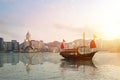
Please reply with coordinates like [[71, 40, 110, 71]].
[[63, 39, 65, 42], [90, 40, 96, 48], [93, 34, 97, 40]]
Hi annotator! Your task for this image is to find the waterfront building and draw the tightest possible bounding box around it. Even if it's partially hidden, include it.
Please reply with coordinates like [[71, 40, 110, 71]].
[[23, 32, 33, 52], [6, 42, 13, 51], [24, 32, 31, 48], [19, 42, 24, 52], [40, 40, 47, 52], [12, 40, 19, 52], [3, 42, 7, 51], [52, 47, 59, 53], [3, 40, 19, 52], [31, 40, 41, 52], [0, 37, 4, 51], [21, 32, 47, 52]]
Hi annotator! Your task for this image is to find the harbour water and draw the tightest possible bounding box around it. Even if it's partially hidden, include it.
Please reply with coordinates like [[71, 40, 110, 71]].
[[0, 51, 120, 80]]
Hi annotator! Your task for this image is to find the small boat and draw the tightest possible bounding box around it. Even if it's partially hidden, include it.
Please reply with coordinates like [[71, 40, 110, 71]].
[[60, 33, 98, 60], [60, 47, 97, 60]]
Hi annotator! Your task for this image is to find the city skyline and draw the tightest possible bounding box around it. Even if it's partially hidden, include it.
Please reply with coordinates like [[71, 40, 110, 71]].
[[1, 0, 120, 43]]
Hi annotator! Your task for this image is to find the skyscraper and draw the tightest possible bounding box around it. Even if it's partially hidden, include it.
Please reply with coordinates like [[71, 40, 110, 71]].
[[0, 38, 4, 51], [25, 31, 31, 42], [12, 40, 19, 52]]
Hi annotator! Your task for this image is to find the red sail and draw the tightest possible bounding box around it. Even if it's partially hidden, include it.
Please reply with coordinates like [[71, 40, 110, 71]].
[[60, 43, 64, 49], [90, 40, 96, 48]]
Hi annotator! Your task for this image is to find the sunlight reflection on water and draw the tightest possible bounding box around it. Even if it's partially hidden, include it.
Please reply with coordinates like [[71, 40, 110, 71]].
[[0, 51, 120, 80]]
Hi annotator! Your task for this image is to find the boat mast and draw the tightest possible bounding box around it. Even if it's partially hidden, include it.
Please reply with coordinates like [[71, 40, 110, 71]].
[[83, 32, 85, 73], [83, 32, 85, 54]]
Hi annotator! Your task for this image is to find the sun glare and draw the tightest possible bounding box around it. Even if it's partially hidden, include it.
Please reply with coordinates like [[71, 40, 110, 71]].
[[101, 23, 120, 40]]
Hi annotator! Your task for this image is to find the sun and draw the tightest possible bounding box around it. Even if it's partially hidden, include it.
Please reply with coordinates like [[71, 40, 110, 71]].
[[101, 23, 120, 40]]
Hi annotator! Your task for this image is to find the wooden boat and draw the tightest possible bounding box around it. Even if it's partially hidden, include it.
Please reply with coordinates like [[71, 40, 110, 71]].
[[60, 47, 97, 60], [60, 33, 97, 60]]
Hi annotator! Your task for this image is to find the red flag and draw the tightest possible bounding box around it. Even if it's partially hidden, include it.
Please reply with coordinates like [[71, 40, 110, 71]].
[[63, 39, 65, 42], [90, 40, 96, 48]]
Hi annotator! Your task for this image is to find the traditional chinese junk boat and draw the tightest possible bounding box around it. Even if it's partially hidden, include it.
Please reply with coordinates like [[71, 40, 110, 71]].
[[60, 33, 98, 60]]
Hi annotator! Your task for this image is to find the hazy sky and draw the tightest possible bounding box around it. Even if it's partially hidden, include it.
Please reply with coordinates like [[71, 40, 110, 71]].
[[0, 0, 120, 43]]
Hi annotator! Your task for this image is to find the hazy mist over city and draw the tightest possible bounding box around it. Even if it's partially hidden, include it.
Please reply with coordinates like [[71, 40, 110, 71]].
[[1, 0, 120, 43]]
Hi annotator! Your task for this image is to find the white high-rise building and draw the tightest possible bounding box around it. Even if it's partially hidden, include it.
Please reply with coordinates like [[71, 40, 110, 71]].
[[24, 31, 31, 48]]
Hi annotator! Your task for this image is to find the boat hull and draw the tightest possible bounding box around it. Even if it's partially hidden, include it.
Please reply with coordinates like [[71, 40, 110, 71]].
[[60, 49, 97, 60]]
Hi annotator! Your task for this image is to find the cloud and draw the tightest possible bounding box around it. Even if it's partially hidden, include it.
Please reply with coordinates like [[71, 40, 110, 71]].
[[0, 19, 25, 27], [0, 20, 8, 25], [0, 29, 20, 38], [54, 24, 97, 33], [54, 23, 99, 38], [54, 24, 73, 29]]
